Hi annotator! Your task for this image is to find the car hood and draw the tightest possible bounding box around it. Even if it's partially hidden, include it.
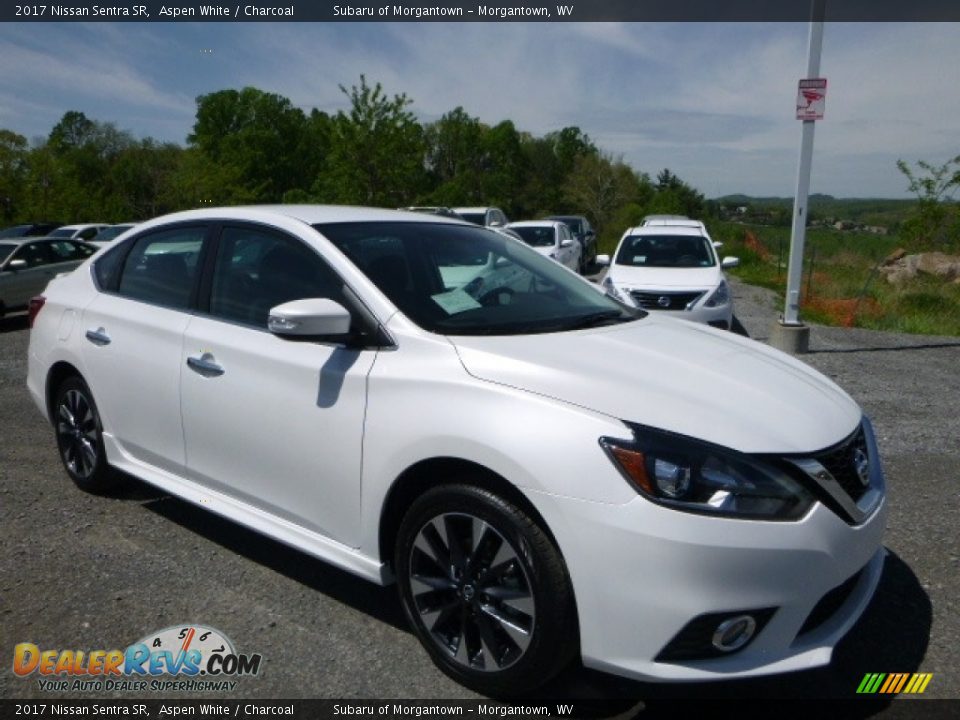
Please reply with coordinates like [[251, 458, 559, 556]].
[[449, 316, 860, 454], [607, 264, 721, 289]]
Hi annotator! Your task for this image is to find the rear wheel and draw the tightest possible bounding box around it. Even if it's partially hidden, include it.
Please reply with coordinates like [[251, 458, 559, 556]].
[[54, 377, 116, 493], [395, 484, 577, 696]]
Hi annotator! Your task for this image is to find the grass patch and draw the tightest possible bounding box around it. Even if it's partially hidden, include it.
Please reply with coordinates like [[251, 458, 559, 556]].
[[708, 221, 960, 337]]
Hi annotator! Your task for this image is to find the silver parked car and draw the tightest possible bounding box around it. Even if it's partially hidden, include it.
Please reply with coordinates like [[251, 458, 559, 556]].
[[0, 237, 97, 318]]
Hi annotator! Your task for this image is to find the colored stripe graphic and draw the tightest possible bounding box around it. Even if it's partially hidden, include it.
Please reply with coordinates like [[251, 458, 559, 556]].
[[857, 672, 932, 694]]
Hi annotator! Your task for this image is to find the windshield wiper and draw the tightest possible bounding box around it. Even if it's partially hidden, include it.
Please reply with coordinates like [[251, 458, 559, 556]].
[[559, 311, 632, 331]]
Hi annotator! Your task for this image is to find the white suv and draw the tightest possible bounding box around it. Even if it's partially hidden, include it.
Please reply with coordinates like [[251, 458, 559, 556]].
[[598, 218, 739, 330]]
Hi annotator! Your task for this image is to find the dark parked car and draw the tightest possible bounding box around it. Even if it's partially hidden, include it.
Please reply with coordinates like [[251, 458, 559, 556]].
[[0, 222, 65, 239], [547, 215, 596, 270]]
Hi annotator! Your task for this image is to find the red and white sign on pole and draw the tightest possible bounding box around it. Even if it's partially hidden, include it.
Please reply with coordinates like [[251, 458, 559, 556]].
[[796, 78, 827, 120]]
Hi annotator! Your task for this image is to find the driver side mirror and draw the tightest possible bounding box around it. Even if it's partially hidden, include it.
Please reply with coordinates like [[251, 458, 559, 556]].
[[721, 256, 740, 269], [268, 298, 351, 339], [560, 239, 574, 248], [595, 254, 611, 267], [7, 258, 27, 272]]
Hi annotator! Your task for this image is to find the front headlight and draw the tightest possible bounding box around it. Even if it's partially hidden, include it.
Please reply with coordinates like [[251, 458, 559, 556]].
[[602, 276, 630, 304], [601, 425, 814, 520], [704, 279, 730, 307]]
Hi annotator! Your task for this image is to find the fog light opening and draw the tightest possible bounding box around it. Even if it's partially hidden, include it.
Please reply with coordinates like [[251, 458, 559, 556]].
[[711, 615, 757, 652]]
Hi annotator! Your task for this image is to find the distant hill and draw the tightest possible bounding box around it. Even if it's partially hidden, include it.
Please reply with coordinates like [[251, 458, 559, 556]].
[[715, 194, 915, 225]]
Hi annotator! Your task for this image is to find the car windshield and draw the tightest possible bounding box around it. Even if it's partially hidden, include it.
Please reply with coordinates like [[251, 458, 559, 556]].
[[615, 234, 716, 268], [316, 221, 641, 336], [94, 225, 133, 242], [0, 244, 16, 263], [510, 226, 556, 248]]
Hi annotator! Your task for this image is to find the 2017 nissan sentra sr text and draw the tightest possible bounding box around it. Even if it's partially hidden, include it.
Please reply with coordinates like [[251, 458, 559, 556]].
[[27, 206, 886, 695]]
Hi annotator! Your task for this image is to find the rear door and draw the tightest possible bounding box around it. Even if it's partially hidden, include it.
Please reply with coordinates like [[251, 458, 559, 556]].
[[80, 224, 208, 475]]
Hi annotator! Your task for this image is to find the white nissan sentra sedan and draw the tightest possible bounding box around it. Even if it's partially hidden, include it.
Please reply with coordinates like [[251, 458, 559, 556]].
[[27, 206, 886, 696]]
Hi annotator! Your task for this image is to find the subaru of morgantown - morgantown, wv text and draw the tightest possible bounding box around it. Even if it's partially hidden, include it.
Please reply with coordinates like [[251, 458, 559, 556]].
[[27, 206, 886, 695]]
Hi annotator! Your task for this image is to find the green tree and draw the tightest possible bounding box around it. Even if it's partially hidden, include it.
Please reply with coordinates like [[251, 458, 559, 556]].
[[190, 87, 315, 202], [423, 106, 487, 205], [896, 155, 960, 248], [0, 130, 28, 222], [314, 76, 426, 207], [653, 168, 705, 218], [564, 152, 651, 235]]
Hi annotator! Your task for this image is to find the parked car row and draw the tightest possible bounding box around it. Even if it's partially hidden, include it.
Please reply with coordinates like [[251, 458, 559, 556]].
[[0, 222, 141, 318], [25, 204, 887, 697]]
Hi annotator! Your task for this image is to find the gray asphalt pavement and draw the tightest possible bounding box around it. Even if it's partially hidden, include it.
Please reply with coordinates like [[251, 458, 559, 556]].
[[1, 278, 958, 709]]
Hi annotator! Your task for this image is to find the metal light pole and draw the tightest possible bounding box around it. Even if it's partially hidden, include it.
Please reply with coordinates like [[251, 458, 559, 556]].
[[771, 0, 826, 354]]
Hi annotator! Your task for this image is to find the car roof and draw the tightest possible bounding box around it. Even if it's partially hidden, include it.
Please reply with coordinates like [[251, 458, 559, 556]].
[[547, 214, 586, 221], [54, 223, 107, 231], [506, 220, 562, 229], [624, 225, 706, 238], [451, 206, 498, 213], [131, 205, 470, 230], [0, 235, 66, 247]]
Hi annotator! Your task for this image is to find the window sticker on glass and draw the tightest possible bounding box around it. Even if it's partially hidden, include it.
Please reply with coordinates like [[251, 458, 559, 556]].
[[633, 255, 647, 264], [431, 287, 482, 315]]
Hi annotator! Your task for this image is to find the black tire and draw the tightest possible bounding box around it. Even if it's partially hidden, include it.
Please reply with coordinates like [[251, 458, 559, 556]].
[[395, 484, 577, 697], [730, 315, 750, 337], [53, 376, 116, 493]]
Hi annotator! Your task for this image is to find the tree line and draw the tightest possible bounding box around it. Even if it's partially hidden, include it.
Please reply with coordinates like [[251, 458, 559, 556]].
[[0, 76, 705, 249]]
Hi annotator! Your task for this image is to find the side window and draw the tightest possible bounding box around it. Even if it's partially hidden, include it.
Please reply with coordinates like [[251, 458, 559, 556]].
[[117, 227, 205, 309], [12, 242, 52, 268], [209, 226, 348, 329], [49, 241, 90, 262]]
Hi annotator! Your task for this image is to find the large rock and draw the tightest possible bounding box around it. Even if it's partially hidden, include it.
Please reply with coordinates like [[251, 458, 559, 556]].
[[916, 252, 960, 280], [880, 251, 960, 284]]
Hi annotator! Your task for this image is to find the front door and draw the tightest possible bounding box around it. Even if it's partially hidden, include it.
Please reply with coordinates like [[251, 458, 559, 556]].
[[180, 224, 374, 546]]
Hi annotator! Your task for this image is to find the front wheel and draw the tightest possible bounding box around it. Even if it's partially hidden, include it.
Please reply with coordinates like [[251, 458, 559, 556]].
[[54, 376, 116, 493], [395, 484, 577, 696]]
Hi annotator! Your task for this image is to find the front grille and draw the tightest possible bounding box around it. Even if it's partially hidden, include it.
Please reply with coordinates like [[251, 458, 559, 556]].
[[815, 425, 870, 502], [630, 290, 705, 311], [797, 568, 864, 637]]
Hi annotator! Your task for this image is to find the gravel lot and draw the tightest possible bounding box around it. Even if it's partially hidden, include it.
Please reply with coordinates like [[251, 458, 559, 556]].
[[1, 278, 958, 709]]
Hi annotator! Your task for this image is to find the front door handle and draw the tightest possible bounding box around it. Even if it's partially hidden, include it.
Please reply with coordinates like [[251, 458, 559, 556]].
[[186, 353, 225, 377], [85, 328, 111, 346]]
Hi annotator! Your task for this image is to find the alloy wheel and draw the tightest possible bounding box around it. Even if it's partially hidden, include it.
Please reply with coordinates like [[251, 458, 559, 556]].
[[57, 388, 100, 479], [408, 512, 536, 672]]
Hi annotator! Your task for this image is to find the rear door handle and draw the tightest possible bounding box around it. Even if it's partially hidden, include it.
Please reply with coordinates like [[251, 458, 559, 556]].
[[85, 328, 111, 346], [186, 353, 225, 377]]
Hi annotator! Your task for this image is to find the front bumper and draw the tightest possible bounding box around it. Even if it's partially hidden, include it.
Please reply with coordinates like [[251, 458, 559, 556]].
[[530, 480, 887, 682]]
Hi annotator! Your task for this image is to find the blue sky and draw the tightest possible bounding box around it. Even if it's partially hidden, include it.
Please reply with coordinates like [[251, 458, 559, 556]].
[[1, 21, 958, 198]]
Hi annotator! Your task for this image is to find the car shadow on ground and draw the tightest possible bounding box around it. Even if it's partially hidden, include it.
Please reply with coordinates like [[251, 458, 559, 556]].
[[109, 471, 930, 711], [122, 474, 408, 633], [1, 312, 29, 333]]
